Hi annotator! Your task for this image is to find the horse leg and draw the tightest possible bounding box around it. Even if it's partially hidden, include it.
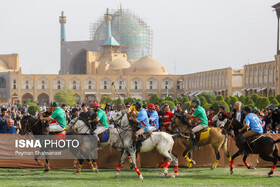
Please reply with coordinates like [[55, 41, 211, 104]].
[[211, 147, 221, 170], [157, 148, 173, 177], [73, 158, 78, 168], [183, 147, 195, 168], [89, 159, 99, 173], [44, 156, 50, 173], [230, 150, 242, 175], [243, 154, 256, 170], [221, 136, 232, 166], [170, 152, 179, 177], [73, 159, 84, 174], [34, 155, 43, 166], [259, 154, 278, 177], [128, 149, 143, 180], [115, 150, 129, 178]]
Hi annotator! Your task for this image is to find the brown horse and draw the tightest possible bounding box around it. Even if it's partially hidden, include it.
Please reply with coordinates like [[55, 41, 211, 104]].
[[171, 113, 231, 169]]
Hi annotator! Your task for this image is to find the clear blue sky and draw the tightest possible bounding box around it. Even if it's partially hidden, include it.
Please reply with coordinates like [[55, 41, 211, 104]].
[[0, 0, 279, 74]]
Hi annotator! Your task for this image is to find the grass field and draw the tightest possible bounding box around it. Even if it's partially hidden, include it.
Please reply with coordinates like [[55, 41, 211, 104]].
[[0, 167, 280, 186]]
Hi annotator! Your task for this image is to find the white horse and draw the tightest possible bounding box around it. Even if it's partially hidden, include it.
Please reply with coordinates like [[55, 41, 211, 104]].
[[67, 111, 178, 180]]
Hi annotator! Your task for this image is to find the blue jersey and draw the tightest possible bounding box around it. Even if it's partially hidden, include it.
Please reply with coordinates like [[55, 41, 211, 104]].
[[136, 109, 150, 132], [147, 110, 159, 129], [245, 113, 263, 134]]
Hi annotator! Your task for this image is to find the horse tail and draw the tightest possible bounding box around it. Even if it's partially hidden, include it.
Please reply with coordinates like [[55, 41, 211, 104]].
[[273, 139, 280, 144]]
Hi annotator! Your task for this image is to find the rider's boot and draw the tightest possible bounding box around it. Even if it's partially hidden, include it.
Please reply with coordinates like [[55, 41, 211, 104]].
[[190, 132, 199, 150]]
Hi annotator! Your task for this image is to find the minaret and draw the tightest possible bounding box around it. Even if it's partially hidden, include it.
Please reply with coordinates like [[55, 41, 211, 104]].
[[59, 11, 66, 74], [59, 11, 66, 42], [104, 8, 120, 46]]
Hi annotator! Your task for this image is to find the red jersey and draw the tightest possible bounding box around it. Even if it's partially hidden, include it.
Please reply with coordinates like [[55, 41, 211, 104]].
[[208, 114, 214, 127], [163, 111, 174, 130]]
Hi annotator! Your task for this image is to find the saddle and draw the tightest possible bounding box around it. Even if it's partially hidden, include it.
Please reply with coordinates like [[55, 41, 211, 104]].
[[98, 129, 111, 143], [135, 132, 152, 153], [195, 128, 209, 141], [246, 134, 263, 144]]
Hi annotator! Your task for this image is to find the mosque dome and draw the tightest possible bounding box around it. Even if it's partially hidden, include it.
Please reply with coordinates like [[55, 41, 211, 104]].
[[0, 59, 9, 71], [92, 8, 153, 61], [108, 58, 131, 70], [127, 56, 168, 75]]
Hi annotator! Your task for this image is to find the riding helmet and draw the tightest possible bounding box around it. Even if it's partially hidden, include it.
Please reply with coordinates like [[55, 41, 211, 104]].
[[50, 101, 59, 107], [134, 101, 142, 109], [192, 98, 201, 105], [92, 102, 100, 107]]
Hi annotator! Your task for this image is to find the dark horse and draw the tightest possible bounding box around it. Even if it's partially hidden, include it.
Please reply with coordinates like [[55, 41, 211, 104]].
[[227, 118, 280, 177], [19, 115, 97, 173]]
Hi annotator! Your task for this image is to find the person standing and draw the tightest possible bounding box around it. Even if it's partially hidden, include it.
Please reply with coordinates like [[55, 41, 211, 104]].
[[162, 104, 174, 131], [229, 101, 245, 124], [0, 108, 9, 133], [147, 103, 159, 132]]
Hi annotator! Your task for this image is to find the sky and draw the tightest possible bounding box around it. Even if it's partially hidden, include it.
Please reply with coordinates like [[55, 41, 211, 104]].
[[0, 0, 279, 75]]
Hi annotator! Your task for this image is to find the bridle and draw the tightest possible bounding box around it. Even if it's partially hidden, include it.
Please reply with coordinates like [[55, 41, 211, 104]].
[[20, 116, 41, 135], [68, 118, 90, 134]]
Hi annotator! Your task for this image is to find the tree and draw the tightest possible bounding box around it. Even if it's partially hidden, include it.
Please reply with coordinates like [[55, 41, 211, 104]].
[[255, 97, 263, 109], [251, 94, 259, 103], [198, 91, 216, 103], [148, 94, 160, 104], [124, 97, 136, 105], [165, 96, 174, 102], [161, 100, 175, 111], [27, 102, 40, 116], [276, 94, 280, 103], [181, 95, 190, 104], [183, 102, 191, 111], [113, 98, 123, 106], [100, 96, 113, 105], [215, 95, 224, 101], [54, 87, 77, 106], [208, 98, 214, 104], [211, 101, 230, 113], [268, 96, 275, 103], [225, 96, 231, 105], [244, 97, 255, 108], [200, 96, 208, 107], [270, 98, 279, 106], [230, 96, 239, 107], [239, 95, 246, 104]]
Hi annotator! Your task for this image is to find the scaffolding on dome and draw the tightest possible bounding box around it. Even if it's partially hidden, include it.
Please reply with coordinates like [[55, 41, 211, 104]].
[[90, 8, 153, 61]]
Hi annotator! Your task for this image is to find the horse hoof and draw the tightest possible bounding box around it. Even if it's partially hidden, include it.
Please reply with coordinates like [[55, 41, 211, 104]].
[[175, 173, 178, 177], [171, 174, 175, 178], [191, 160, 196, 165], [73, 172, 77, 175], [249, 166, 256, 170], [164, 169, 168, 176], [210, 167, 214, 170], [115, 172, 119, 178], [268, 172, 273, 177], [139, 174, 144, 181], [43, 169, 49, 173], [95, 169, 99, 173], [230, 170, 233, 175]]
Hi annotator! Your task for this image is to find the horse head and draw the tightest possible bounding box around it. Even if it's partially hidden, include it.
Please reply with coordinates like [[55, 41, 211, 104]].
[[19, 115, 43, 135], [67, 117, 89, 134], [171, 113, 192, 134], [226, 118, 243, 136], [110, 110, 129, 128]]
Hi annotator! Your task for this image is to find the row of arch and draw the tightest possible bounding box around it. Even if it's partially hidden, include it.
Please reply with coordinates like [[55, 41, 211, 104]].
[[245, 65, 274, 86], [186, 71, 228, 90], [17, 77, 179, 91]]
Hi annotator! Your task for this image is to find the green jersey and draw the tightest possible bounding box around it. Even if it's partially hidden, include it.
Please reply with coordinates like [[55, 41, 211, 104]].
[[96, 109, 109, 128], [50, 107, 67, 128], [193, 106, 208, 127]]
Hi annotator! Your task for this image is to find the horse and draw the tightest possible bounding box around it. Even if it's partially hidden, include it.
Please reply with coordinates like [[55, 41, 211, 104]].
[[226, 118, 280, 177], [67, 110, 179, 180], [171, 113, 231, 169], [19, 115, 97, 173]]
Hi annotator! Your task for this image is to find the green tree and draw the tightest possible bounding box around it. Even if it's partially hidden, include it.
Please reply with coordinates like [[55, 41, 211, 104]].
[[148, 94, 160, 104], [225, 96, 231, 105], [255, 97, 263, 109], [251, 94, 259, 103], [276, 94, 280, 103], [270, 98, 279, 106], [257, 97, 270, 110], [208, 98, 214, 104], [27, 102, 40, 116], [200, 96, 208, 107], [113, 98, 123, 106], [165, 96, 174, 102], [100, 96, 113, 105], [161, 100, 175, 111], [183, 101, 191, 111], [215, 95, 224, 101], [230, 96, 239, 107], [239, 95, 246, 104], [198, 91, 216, 103], [181, 95, 190, 104], [54, 87, 77, 106], [244, 97, 255, 108], [268, 96, 275, 103], [211, 101, 230, 113], [124, 97, 136, 105]]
